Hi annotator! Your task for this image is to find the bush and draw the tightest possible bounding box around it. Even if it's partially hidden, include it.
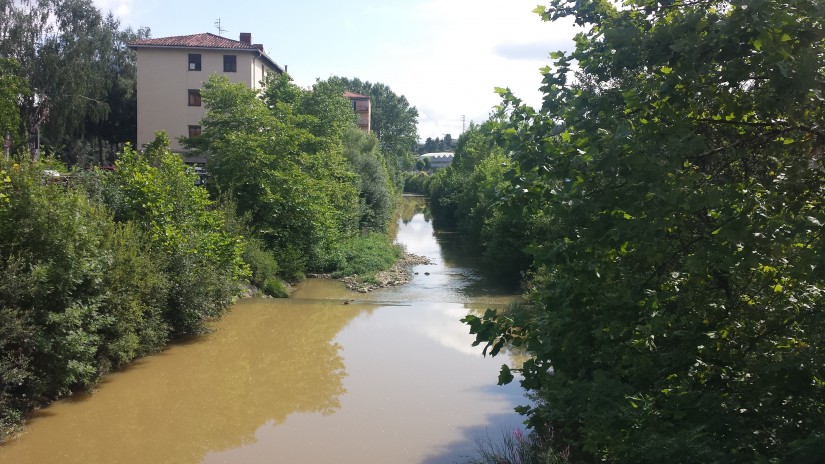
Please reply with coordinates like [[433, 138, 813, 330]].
[[403, 171, 430, 194], [243, 239, 279, 286], [331, 232, 402, 281], [102, 135, 246, 336], [261, 278, 289, 298], [0, 138, 248, 438], [0, 160, 172, 438]]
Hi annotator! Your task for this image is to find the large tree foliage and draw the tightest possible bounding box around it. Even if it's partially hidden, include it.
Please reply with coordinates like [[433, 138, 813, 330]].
[[427, 121, 532, 286], [466, 0, 825, 462], [327, 76, 419, 189], [0, 0, 144, 162], [192, 75, 361, 275], [0, 58, 28, 150], [342, 125, 395, 232]]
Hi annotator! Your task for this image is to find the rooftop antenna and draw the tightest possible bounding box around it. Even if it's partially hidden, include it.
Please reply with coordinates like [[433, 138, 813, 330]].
[[214, 18, 227, 37]]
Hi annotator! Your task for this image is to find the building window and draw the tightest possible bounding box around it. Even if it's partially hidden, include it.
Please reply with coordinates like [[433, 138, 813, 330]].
[[223, 55, 237, 72], [188, 125, 201, 138], [188, 89, 201, 106], [188, 54, 201, 71]]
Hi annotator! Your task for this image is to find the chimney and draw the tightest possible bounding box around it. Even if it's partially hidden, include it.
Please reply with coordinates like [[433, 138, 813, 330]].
[[254, 43, 264, 51], [239, 32, 251, 44]]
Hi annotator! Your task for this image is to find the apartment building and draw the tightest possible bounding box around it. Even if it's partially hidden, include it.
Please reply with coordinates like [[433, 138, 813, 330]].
[[129, 32, 284, 157], [344, 92, 371, 133]]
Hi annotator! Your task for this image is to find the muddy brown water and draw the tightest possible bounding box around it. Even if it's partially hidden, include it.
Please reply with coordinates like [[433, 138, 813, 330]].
[[0, 196, 526, 464]]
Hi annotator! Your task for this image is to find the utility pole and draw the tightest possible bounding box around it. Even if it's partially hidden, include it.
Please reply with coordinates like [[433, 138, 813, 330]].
[[214, 18, 227, 37], [461, 115, 466, 133]]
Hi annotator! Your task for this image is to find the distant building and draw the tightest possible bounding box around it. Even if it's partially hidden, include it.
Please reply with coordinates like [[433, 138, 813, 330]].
[[419, 152, 454, 170], [344, 92, 371, 132], [129, 32, 284, 159]]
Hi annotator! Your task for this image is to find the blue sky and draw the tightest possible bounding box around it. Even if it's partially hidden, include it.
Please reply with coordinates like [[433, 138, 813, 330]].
[[94, 0, 579, 141]]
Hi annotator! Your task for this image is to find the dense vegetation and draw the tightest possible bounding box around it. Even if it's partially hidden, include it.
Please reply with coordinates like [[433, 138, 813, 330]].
[[0, 0, 146, 164], [0, 0, 421, 442], [186, 74, 404, 279], [326, 76, 420, 191], [425, 121, 532, 287], [0, 140, 246, 439], [415, 0, 825, 462]]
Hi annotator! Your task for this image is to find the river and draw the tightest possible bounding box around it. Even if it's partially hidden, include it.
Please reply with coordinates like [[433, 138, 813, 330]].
[[0, 196, 526, 464]]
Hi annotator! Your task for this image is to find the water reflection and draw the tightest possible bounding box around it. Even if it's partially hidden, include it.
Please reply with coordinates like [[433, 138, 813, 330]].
[[1, 195, 526, 464], [1, 299, 369, 463], [202, 299, 525, 464]]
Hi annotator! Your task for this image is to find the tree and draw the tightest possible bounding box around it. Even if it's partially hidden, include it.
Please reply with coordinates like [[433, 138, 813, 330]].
[[466, 0, 825, 462], [80, 19, 149, 165], [0, 0, 142, 162], [192, 75, 359, 274], [426, 121, 532, 284], [327, 76, 419, 189], [0, 58, 28, 153], [105, 133, 245, 336], [342, 125, 394, 232]]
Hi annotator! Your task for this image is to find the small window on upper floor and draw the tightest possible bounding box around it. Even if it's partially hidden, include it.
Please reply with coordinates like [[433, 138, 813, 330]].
[[188, 125, 202, 139], [223, 55, 237, 73], [188, 54, 201, 71], [188, 89, 201, 106]]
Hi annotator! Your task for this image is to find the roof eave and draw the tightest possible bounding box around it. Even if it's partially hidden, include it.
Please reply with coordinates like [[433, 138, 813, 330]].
[[128, 43, 285, 74]]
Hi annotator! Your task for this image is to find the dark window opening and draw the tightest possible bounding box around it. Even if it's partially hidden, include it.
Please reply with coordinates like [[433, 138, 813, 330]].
[[223, 55, 237, 72], [188, 89, 201, 106], [188, 54, 201, 71], [188, 125, 202, 138]]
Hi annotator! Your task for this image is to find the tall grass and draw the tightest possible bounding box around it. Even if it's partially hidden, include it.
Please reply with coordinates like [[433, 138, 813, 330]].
[[331, 232, 402, 282], [464, 428, 571, 464]]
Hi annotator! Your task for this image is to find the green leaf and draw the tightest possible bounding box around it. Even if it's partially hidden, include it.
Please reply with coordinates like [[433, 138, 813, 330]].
[[773, 283, 783, 293], [498, 364, 514, 385]]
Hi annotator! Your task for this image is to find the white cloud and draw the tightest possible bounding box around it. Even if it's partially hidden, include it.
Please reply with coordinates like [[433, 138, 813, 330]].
[[376, 0, 580, 140], [93, 0, 581, 142], [92, 0, 133, 18]]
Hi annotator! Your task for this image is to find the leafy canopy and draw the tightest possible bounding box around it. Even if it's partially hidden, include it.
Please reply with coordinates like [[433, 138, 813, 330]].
[[465, 0, 825, 462]]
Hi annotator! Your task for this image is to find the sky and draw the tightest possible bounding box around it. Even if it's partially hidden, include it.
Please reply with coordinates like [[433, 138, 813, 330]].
[[94, 0, 580, 141]]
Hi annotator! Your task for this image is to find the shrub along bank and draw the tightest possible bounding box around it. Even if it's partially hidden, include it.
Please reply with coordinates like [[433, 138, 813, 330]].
[[0, 145, 246, 440], [0, 74, 411, 440]]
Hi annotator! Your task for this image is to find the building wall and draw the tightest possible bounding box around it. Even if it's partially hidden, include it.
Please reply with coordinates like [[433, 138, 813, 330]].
[[136, 48, 265, 153], [348, 97, 371, 132]]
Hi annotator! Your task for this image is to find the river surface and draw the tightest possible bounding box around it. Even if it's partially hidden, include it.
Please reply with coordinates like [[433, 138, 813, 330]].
[[0, 196, 526, 464]]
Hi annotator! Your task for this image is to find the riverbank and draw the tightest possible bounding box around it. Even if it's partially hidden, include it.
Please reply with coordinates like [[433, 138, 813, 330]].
[[309, 252, 433, 293]]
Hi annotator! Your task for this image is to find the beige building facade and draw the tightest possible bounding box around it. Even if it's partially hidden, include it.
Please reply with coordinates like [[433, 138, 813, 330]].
[[129, 33, 284, 156], [344, 92, 371, 133]]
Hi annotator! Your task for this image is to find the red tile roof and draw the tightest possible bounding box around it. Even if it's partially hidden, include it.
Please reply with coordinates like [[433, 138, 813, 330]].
[[129, 33, 284, 73], [130, 32, 259, 50]]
